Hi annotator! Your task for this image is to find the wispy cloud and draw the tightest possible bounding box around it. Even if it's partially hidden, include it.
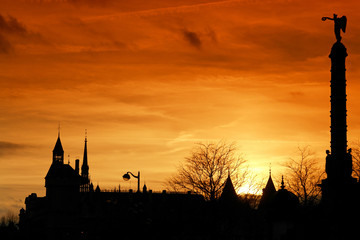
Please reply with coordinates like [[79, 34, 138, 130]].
[[0, 141, 28, 156], [0, 14, 46, 54], [0, 34, 13, 53], [0, 14, 27, 35]]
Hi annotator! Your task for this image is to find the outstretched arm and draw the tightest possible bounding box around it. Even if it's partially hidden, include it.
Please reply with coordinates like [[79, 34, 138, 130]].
[[322, 17, 334, 21]]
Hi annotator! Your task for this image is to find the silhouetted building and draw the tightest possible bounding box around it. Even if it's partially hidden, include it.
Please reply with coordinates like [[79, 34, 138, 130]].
[[19, 133, 206, 240], [259, 174, 299, 240], [258, 174, 299, 213]]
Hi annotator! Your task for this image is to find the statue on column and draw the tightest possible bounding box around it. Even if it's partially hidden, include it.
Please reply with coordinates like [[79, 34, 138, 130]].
[[322, 14, 347, 42]]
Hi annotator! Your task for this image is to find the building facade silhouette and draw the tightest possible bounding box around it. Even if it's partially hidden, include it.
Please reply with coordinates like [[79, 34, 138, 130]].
[[19, 134, 206, 240]]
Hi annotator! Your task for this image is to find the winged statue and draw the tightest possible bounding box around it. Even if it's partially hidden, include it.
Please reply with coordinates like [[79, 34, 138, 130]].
[[322, 14, 347, 42]]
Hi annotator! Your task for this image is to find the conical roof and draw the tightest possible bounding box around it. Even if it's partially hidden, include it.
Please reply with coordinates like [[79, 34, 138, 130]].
[[219, 175, 238, 202], [264, 175, 276, 194], [259, 174, 277, 209], [53, 136, 64, 154]]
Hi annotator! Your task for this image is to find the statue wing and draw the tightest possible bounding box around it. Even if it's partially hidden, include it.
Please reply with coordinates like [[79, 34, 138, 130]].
[[340, 16, 347, 33]]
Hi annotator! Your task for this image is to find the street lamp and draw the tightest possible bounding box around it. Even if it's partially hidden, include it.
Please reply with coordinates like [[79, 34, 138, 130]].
[[123, 171, 140, 193]]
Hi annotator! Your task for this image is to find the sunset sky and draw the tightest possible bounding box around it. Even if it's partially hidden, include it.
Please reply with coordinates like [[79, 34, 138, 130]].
[[1, 0, 360, 216]]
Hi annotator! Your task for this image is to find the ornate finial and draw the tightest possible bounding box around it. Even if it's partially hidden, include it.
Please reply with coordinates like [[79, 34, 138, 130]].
[[322, 14, 347, 42], [281, 175, 285, 190], [269, 163, 272, 177], [85, 129, 87, 142], [58, 122, 61, 137]]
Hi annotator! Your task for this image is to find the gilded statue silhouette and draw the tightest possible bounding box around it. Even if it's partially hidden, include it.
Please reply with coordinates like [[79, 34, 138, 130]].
[[322, 14, 347, 42]]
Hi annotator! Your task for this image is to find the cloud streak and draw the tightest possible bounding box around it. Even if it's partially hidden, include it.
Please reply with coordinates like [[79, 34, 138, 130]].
[[0, 13, 45, 54], [0, 14, 27, 35], [0, 141, 28, 157], [0, 14, 26, 54], [0, 34, 13, 53]]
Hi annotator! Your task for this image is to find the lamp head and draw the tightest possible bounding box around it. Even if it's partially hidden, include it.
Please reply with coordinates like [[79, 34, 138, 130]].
[[123, 173, 130, 181]]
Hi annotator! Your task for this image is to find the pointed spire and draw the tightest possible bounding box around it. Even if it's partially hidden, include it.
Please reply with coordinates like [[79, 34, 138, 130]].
[[53, 130, 64, 164], [263, 169, 276, 194], [95, 184, 100, 193], [81, 130, 89, 177], [81, 130, 90, 192], [219, 174, 238, 202], [281, 175, 285, 190], [259, 169, 277, 209], [83, 133, 88, 167]]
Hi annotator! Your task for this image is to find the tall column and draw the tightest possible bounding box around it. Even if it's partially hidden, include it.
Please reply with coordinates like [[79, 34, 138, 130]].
[[326, 41, 352, 180]]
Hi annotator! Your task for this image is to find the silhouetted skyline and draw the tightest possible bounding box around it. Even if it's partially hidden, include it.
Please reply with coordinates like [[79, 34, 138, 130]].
[[2, 0, 360, 217]]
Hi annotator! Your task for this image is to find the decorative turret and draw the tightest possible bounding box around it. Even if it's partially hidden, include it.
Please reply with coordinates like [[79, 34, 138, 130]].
[[259, 169, 276, 209], [46, 133, 81, 211], [219, 174, 238, 202], [52, 135, 64, 164]]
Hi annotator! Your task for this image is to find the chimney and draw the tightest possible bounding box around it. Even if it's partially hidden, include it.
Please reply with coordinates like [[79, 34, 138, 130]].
[[75, 159, 80, 174]]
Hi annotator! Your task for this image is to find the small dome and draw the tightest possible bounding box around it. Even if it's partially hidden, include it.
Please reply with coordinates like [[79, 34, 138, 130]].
[[271, 176, 299, 210], [271, 188, 299, 209]]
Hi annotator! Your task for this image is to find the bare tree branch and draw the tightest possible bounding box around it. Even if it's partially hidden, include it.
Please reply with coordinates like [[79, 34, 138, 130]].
[[283, 145, 324, 206], [166, 141, 248, 201]]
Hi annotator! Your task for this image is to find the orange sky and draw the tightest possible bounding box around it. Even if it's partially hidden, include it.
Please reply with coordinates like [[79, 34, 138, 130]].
[[1, 0, 360, 216]]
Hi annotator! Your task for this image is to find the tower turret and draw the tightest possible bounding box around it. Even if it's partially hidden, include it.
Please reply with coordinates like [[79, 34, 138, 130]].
[[259, 169, 276, 209], [46, 133, 81, 211], [52, 134, 64, 164]]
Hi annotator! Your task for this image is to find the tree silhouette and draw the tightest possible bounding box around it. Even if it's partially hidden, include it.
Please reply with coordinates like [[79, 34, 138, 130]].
[[0, 211, 19, 239], [167, 141, 248, 201], [283, 146, 324, 206]]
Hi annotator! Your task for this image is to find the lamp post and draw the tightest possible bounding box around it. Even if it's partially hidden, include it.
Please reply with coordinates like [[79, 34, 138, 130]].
[[123, 171, 140, 193]]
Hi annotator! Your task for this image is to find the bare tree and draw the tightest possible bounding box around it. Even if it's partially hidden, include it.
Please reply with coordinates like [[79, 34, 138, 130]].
[[283, 146, 324, 206], [167, 141, 248, 201], [0, 212, 18, 226]]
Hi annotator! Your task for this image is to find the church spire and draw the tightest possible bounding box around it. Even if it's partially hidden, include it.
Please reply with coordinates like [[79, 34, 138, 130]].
[[81, 130, 90, 192], [82, 131, 88, 174]]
